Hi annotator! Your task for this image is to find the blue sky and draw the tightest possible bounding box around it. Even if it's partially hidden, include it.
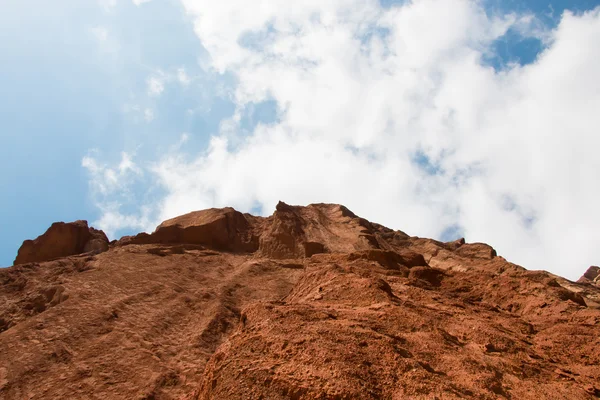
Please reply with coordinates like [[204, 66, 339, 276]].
[[1, 0, 600, 281], [1, 0, 221, 262]]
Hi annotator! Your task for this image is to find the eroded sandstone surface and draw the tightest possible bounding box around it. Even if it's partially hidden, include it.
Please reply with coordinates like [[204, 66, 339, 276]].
[[1, 202, 599, 399]]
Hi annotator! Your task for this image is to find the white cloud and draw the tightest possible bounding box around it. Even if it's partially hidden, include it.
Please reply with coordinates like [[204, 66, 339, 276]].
[[93, 206, 154, 240], [121, 104, 156, 123], [147, 76, 165, 96], [90, 26, 109, 42], [143, 108, 154, 122], [89, 25, 121, 54], [99, 0, 118, 11], [82, 152, 141, 197], [132, 0, 152, 5], [146, 67, 194, 97], [177, 67, 191, 85], [86, 1, 600, 280], [82, 152, 154, 238]]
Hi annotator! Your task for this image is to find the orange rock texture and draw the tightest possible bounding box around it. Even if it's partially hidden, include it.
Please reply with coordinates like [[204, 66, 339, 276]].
[[1, 202, 599, 399]]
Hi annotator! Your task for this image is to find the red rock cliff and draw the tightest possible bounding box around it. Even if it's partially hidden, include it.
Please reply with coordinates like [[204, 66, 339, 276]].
[[1, 202, 599, 399]]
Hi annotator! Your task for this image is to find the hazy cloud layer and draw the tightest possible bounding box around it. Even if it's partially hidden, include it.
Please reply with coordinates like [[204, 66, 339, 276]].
[[84, 0, 600, 280]]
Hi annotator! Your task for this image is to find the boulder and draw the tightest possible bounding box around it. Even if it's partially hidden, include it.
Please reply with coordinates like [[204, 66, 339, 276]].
[[578, 266, 600, 285], [580, 266, 600, 281], [14, 221, 108, 265], [455, 242, 497, 259]]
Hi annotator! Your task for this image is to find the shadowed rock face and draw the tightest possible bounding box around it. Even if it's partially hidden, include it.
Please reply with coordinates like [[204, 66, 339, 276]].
[[579, 266, 600, 286], [13, 221, 108, 265], [1, 202, 600, 400]]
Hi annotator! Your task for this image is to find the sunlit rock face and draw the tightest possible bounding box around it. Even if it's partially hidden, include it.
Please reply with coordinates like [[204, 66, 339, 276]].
[[1, 202, 599, 399]]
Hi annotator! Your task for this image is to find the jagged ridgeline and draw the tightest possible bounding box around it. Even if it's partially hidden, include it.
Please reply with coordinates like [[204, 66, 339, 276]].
[[1, 202, 599, 399]]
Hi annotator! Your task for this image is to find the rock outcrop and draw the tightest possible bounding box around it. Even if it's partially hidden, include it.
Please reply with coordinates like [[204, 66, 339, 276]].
[[13, 220, 108, 265], [579, 266, 600, 286], [1, 202, 599, 399], [118, 207, 260, 252]]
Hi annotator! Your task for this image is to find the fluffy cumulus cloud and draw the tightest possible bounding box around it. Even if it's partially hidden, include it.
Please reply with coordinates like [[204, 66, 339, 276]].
[[84, 0, 600, 280]]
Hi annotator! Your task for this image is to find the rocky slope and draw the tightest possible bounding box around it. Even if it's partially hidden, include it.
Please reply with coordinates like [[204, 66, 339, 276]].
[[1, 202, 599, 399]]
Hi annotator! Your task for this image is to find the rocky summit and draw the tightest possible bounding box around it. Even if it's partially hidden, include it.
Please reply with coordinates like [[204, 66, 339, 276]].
[[1, 202, 599, 400]]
